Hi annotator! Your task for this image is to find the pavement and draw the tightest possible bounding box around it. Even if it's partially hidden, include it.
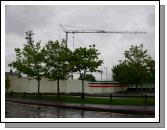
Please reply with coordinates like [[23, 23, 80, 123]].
[[6, 97, 155, 115]]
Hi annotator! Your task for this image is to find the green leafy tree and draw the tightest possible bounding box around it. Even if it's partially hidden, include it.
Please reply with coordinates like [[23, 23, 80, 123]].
[[72, 44, 103, 98], [9, 31, 44, 96], [43, 40, 72, 97], [146, 57, 155, 83], [78, 74, 96, 82], [112, 61, 132, 83], [144, 57, 155, 89], [5, 76, 11, 92], [112, 44, 155, 94]]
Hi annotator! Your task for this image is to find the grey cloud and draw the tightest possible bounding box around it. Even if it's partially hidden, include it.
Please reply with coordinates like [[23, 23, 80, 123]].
[[5, 5, 155, 80], [5, 5, 55, 36], [147, 14, 155, 27]]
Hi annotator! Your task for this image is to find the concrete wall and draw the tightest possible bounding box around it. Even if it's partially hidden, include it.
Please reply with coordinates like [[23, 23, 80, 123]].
[[7, 76, 127, 94]]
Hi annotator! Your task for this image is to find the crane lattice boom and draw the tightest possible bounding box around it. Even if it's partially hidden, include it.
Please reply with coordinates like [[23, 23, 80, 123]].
[[60, 24, 147, 47]]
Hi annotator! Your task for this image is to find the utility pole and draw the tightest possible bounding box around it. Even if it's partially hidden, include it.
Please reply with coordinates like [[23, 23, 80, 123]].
[[100, 69, 103, 81], [65, 32, 68, 48], [25, 31, 34, 44], [104, 67, 108, 81], [111, 68, 112, 81], [72, 33, 75, 51]]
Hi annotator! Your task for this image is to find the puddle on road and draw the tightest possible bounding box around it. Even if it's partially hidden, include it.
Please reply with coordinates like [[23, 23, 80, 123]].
[[5, 102, 154, 118]]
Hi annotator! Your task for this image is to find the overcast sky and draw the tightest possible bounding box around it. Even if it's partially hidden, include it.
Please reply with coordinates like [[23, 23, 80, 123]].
[[5, 5, 155, 81]]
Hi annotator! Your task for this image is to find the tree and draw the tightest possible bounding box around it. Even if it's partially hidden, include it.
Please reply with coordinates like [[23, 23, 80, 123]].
[[78, 74, 96, 82], [43, 40, 72, 97], [112, 44, 155, 94], [144, 57, 155, 89], [146, 57, 155, 83], [5, 76, 11, 92], [9, 31, 44, 96], [112, 61, 132, 84], [72, 44, 103, 98]]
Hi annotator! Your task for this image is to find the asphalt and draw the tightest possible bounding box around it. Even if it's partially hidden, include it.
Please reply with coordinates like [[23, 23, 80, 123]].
[[6, 97, 155, 115]]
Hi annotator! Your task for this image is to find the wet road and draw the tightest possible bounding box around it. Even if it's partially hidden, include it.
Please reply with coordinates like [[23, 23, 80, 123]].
[[6, 102, 154, 118]]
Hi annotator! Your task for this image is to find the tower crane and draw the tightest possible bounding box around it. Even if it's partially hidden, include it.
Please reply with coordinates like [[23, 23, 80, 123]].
[[60, 24, 147, 48], [59, 24, 147, 80]]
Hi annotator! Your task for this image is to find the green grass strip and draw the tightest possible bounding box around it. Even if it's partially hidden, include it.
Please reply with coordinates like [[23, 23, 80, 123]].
[[7, 93, 155, 106]]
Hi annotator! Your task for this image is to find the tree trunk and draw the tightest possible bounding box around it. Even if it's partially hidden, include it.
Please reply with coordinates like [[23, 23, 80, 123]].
[[81, 73, 85, 103], [136, 62, 139, 95], [82, 79, 84, 95], [136, 83, 138, 95], [37, 79, 40, 96], [149, 82, 152, 90], [81, 79, 85, 103], [141, 84, 144, 96], [57, 79, 60, 99], [57, 108, 60, 118]]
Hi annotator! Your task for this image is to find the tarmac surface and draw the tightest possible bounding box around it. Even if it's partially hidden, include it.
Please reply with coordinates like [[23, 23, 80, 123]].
[[6, 97, 155, 115]]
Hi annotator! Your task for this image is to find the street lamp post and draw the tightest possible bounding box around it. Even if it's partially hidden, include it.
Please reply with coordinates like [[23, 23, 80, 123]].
[[104, 67, 107, 81], [100, 69, 103, 81]]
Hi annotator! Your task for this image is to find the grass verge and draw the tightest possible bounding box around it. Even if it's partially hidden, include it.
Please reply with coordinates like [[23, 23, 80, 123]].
[[6, 92, 155, 106]]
